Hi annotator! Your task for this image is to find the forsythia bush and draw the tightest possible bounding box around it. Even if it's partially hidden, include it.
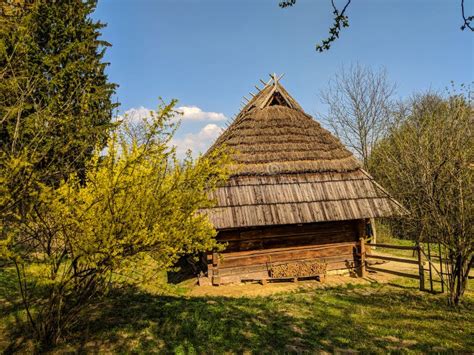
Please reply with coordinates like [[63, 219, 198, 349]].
[[0, 101, 229, 347]]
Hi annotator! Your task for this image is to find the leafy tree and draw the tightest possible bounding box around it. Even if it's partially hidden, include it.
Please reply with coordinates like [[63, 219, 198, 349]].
[[0, 0, 117, 184], [278, 0, 473, 52], [369, 91, 473, 305], [1, 101, 230, 348]]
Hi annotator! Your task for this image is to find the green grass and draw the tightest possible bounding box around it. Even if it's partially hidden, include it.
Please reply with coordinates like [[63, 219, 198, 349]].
[[1, 266, 473, 354], [374, 222, 421, 258]]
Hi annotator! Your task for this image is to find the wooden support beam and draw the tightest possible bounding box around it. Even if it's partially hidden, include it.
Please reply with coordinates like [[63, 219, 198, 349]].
[[211, 252, 221, 286], [359, 238, 367, 277], [369, 218, 377, 248], [417, 244, 425, 291], [212, 252, 219, 267], [438, 243, 445, 293], [427, 242, 434, 292]]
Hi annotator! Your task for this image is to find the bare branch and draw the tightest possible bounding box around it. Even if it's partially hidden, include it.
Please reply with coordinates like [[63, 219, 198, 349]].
[[320, 64, 396, 168], [461, 0, 474, 31], [279, 0, 473, 52]]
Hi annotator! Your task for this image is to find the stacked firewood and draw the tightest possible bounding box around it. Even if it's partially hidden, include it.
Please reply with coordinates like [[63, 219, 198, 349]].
[[270, 260, 327, 278]]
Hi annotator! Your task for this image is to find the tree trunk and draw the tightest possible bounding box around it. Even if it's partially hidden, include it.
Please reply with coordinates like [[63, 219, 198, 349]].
[[448, 253, 471, 306]]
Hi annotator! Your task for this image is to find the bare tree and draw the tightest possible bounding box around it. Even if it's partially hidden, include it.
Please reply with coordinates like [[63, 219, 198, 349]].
[[320, 64, 396, 169]]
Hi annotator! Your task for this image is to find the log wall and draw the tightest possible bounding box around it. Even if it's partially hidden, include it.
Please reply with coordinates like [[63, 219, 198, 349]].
[[207, 220, 364, 285]]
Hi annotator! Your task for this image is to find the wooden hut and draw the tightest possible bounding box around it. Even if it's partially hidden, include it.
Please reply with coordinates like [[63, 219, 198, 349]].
[[202, 76, 405, 285]]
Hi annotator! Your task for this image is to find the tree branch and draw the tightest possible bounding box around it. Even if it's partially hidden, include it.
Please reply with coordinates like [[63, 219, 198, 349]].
[[461, 0, 474, 31], [280, 0, 473, 52]]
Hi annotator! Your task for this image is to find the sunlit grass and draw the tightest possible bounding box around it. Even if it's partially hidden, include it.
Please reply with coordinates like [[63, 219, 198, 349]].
[[1, 264, 473, 353]]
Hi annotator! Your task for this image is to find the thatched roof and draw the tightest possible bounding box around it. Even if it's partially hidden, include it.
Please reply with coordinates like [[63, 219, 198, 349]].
[[205, 76, 406, 230]]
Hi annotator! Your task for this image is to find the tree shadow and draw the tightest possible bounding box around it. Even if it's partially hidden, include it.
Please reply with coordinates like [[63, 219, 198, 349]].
[[64, 284, 471, 353], [0, 267, 36, 354], [3, 279, 473, 353], [74, 288, 309, 353]]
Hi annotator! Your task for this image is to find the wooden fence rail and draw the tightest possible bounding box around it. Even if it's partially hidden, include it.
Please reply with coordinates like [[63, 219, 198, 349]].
[[368, 243, 417, 251], [361, 240, 447, 293]]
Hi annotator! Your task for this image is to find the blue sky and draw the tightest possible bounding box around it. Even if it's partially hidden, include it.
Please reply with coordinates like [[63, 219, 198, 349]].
[[93, 0, 473, 156]]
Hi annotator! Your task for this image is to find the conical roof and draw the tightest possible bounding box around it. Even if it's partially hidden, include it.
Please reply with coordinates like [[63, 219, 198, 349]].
[[205, 76, 406, 230], [209, 78, 360, 175]]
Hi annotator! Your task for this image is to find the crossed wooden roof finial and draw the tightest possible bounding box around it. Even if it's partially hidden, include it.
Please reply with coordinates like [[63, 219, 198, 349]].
[[270, 73, 285, 87]]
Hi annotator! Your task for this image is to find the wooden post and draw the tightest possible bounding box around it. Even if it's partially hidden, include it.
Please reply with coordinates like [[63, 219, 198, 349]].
[[369, 218, 377, 249], [211, 252, 221, 286], [417, 243, 425, 291], [438, 243, 444, 293], [427, 242, 434, 292], [360, 237, 367, 277], [207, 251, 213, 276]]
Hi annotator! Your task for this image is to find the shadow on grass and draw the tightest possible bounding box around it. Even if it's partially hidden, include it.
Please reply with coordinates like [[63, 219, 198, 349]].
[[74, 290, 309, 353], [2, 264, 473, 354], [0, 267, 36, 354], [61, 284, 473, 353]]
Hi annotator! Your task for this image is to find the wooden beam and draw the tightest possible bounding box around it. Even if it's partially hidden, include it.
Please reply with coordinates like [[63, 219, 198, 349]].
[[368, 243, 417, 251], [223, 241, 357, 259], [360, 238, 367, 277], [369, 218, 377, 248], [417, 244, 425, 291]]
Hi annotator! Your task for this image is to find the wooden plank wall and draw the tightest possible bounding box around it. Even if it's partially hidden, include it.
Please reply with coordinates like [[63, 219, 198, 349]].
[[217, 221, 358, 252], [208, 220, 363, 284]]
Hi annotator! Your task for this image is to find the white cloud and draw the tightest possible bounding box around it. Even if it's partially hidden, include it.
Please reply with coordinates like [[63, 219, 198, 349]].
[[117, 105, 227, 123], [115, 105, 227, 158], [116, 106, 152, 123], [171, 123, 223, 157], [176, 106, 227, 121]]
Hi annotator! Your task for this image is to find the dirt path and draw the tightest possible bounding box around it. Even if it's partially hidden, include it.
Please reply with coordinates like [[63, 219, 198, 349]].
[[367, 250, 421, 278]]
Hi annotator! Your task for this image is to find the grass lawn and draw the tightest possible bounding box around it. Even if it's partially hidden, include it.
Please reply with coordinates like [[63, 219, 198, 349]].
[[1, 266, 473, 354], [372, 222, 421, 258]]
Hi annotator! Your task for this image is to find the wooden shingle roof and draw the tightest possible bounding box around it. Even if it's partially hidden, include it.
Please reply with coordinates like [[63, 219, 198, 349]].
[[204, 76, 406, 229]]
